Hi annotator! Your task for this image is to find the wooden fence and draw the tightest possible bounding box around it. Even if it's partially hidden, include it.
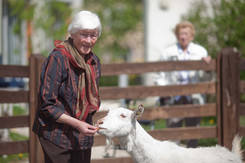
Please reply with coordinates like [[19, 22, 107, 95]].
[[0, 47, 244, 163]]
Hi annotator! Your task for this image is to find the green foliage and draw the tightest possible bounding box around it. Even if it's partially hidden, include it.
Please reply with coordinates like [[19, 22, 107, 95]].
[[198, 138, 217, 147], [240, 116, 245, 126], [241, 94, 245, 102], [10, 132, 28, 141], [182, 0, 245, 58], [0, 153, 28, 163], [8, 0, 35, 35], [34, 0, 72, 41], [8, 0, 72, 55], [128, 74, 142, 85], [13, 105, 27, 116], [99, 74, 142, 87], [0, 132, 28, 163], [8, 0, 34, 20], [8, 0, 143, 61], [99, 76, 118, 86], [84, 0, 143, 62]]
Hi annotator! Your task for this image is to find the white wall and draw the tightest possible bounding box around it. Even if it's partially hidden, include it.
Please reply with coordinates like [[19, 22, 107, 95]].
[[1, 0, 8, 64]]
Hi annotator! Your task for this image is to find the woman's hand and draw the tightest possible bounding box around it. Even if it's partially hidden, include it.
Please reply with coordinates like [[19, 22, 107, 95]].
[[75, 121, 98, 136], [56, 113, 98, 136]]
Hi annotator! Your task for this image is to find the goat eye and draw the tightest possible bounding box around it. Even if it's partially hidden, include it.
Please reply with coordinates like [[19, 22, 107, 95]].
[[120, 114, 126, 118]]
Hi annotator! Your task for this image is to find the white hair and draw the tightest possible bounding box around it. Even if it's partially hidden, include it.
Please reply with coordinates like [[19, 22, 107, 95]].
[[68, 10, 102, 37]]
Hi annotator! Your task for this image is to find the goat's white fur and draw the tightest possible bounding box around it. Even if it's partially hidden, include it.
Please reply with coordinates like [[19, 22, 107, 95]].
[[97, 105, 243, 163]]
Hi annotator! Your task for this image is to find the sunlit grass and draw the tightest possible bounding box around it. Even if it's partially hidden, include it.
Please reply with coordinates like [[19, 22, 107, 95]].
[[0, 105, 29, 163], [13, 105, 28, 116], [0, 153, 28, 163]]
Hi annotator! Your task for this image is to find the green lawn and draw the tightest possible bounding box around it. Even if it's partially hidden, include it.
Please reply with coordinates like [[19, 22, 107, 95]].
[[0, 132, 28, 163], [0, 105, 29, 163]]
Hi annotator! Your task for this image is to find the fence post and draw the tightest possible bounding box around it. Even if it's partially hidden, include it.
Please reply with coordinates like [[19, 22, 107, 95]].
[[218, 48, 240, 150], [29, 54, 45, 163]]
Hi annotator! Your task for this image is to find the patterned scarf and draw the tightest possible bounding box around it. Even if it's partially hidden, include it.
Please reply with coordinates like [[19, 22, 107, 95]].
[[54, 38, 99, 121]]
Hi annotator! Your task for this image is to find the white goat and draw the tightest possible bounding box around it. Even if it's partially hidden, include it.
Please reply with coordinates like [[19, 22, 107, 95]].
[[97, 105, 243, 163]]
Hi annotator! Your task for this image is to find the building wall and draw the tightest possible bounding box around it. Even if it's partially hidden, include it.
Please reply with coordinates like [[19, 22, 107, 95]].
[[1, 0, 10, 65]]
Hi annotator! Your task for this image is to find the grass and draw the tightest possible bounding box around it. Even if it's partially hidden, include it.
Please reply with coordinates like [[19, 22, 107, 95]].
[[0, 105, 29, 163], [0, 153, 28, 163], [12, 105, 27, 116], [0, 132, 29, 163]]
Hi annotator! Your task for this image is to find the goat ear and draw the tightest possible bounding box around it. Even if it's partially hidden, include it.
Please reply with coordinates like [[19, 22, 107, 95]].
[[133, 104, 144, 119]]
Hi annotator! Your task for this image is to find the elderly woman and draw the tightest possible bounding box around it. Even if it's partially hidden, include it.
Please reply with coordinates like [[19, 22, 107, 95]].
[[32, 11, 102, 163], [154, 21, 211, 148]]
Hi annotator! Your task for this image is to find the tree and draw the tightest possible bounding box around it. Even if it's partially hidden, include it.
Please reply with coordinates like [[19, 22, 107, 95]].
[[84, 0, 143, 62], [8, 0, 144, 62], [182, 0, 245, 58], [8, 0, 72, 56]]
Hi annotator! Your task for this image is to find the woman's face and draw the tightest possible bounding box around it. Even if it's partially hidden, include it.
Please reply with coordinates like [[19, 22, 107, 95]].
[[71, 29, 98, 55], [177, 27, 194, 50]]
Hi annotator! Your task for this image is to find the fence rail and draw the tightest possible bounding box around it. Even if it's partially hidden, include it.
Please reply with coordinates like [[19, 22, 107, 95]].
[[100, 82, 216, 99], [0, 65, 29, 77], [101, 60, 216, 76]]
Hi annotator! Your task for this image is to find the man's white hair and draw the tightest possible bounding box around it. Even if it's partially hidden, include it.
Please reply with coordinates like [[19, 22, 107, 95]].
[[68, 10, 102, 37]]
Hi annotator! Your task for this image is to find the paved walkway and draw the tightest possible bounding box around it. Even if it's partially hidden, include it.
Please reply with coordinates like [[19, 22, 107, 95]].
[[91, 146, 130, 160]]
